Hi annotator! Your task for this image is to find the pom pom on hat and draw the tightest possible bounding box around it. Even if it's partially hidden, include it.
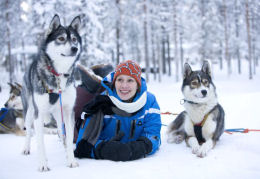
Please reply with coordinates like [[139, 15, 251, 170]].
[[113, 60, 142, 87]]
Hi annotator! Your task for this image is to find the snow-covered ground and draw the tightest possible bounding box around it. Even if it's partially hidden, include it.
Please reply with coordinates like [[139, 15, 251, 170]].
[[0, 63, 260, 179]]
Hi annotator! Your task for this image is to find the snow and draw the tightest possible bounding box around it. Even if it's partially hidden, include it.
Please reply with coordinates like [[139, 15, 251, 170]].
[[1, 63, 260, 179]]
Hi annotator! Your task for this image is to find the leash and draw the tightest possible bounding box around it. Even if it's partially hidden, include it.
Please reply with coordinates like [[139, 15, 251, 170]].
[[224, 128, 260, 134], [160, 111, 260, 135], [58, 89, 66, 137]]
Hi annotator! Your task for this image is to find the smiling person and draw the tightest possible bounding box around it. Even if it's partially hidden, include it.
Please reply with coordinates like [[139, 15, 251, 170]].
[[74, 60, 161, 161]]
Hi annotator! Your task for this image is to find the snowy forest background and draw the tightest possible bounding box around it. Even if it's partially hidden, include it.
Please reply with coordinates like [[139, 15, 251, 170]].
[[0, 0, 259, 86]]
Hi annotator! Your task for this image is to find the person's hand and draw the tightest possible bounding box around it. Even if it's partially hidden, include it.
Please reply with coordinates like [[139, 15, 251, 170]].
[[95, 132, 153, 161], [82, 95, 115, 117]]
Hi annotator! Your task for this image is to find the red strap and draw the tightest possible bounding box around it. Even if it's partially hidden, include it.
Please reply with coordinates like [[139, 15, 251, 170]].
[[47, 66, 61, 76]]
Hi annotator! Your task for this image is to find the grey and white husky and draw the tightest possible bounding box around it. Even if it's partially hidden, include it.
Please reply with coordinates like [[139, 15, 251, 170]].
[[167, 61, 225, 157], [21, 14, 82, 171]]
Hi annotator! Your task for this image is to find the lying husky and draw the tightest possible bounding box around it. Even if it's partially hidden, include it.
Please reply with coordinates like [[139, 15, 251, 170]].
[[167, 61, 225, 157], [1, 83, 24, 135], [22, 14, 82, 171], [4, 82, 57, 134]]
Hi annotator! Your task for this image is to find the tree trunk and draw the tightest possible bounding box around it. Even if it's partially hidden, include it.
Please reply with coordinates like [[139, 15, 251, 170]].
[[235, 0, 241, 74], [245, 0, 253, 79], [5, 0, 13, 83], [166, 35, 171, 76], [179, 21, 184, 75], [116, 0, 121, 64], [143, 0, 150, 82], [223, 0, 231, 75], [173, 1, 179, 81], [151, 24, 157, 80], [157, 35, 162, 82]]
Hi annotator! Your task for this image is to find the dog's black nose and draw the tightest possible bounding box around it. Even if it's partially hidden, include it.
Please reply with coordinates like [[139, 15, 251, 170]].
[[201, 90, 207, 97], [4, 103, 8, 107], [71, 47, 78, 54]]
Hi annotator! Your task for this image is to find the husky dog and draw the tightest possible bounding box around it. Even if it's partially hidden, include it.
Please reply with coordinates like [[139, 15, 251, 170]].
[[5, 83, 24, 119], [21, 14, 82, 171], [1, 82, 25, 135], [167, 61, 225, 157], [4, 82, 57, 134]]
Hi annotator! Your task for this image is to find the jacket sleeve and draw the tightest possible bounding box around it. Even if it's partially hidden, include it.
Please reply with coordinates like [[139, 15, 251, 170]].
[[141, 93, 161, 155]]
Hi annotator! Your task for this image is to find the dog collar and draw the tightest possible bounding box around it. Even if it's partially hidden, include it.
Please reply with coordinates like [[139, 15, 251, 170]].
[[180, 99, 199, 105], [47, 66, 70, 78], [47, 66, 61, 76]]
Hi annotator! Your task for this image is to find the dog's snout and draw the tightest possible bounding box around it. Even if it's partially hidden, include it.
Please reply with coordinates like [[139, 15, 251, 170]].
[[4, 103, 8, 107], [201, 90, 207, 97], [71, 47, 78, 54]]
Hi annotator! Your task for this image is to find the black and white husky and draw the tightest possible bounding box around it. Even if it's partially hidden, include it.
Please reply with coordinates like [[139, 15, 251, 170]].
[[21, 14, 82, 171], [167, 61, 225, 157]]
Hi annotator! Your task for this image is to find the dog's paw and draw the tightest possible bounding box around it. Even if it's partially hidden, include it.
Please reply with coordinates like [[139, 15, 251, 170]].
[[196, 148, 207, 158], [168, 135, 184, 144], [38, 165, 50, 172], [196, 143, 211, 158], [191, 146, 200, 154], [22, 149, 30, 155], [67, 160, 79, 168]]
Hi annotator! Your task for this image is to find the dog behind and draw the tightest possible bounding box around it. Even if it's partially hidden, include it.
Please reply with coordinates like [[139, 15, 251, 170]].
[[167, 61, 225, 157], [21, 14, 82, 171], [1, 83, 24, 135]]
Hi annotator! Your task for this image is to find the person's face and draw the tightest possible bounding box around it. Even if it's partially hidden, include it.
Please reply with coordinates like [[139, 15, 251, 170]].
[[115, 74, 138, 101]]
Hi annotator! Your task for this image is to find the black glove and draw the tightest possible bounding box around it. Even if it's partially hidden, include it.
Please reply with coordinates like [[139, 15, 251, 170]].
[[74, 139, 94, 159], [94, 132, 153, 161], [83, 95, 115, 117]]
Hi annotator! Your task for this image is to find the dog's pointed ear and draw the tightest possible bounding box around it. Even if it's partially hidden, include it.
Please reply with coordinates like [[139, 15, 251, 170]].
[[201, 60, 211, 77], [70, 16, 81, 32], [15, 82, 22, 89], [183, 63, 192, 79], [8, 82, 14, 88], [46, 14, 61, 36]]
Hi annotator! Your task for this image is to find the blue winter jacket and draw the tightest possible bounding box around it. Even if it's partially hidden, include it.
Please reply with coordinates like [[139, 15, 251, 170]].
[[77, 72, 161, 158]]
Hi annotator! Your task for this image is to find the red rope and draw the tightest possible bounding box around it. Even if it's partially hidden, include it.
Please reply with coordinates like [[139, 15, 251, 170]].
[[161, 111, 179, 115]]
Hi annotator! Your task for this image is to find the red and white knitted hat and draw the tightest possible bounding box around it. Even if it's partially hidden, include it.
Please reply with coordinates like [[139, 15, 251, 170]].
[[113, 60, 142, 87]]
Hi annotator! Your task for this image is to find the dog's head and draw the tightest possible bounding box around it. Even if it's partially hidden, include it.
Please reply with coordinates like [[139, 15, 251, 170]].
[[4, 82, 23, 110], [43, 14, 82, 68], [182, 61, 216, 104]]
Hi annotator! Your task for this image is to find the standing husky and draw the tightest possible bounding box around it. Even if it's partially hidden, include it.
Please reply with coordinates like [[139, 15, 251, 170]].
[[167, 61, 225, 157], [22, 14, 81, 171]]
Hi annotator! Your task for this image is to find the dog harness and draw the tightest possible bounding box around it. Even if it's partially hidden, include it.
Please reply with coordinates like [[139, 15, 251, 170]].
[[192, 105, 218, 144], [0, 108, 12, 131]]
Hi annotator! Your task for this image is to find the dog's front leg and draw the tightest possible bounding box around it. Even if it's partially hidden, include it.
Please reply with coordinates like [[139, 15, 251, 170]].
[[186, 136, 200, 155], [197, 139, 214, 158], [34, 116, 50, 171], [64, 110, 78, 168]]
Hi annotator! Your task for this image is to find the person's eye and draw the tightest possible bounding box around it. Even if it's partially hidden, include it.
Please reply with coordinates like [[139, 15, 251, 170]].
[[117, 78, 123, 82]]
